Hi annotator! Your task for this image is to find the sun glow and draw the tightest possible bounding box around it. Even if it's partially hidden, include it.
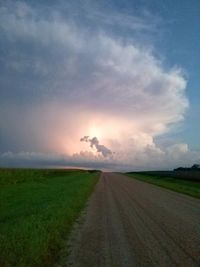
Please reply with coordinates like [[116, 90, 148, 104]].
[[89, 125, 103, 139]]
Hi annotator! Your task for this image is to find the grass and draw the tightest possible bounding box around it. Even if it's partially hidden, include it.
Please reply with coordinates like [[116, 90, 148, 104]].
[[0, 168, 100, 267], [126, 170, 200, 181], [126, 173, 200, 199]]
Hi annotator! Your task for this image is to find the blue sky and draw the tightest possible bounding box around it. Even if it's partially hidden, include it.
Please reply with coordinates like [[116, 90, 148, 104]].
[[0, 0, 199, 170], [147, 0, 200, 149]]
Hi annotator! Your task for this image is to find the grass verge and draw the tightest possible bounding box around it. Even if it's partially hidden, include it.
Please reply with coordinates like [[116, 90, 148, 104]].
[[126, 173, 200, 199], [0, 168, 99, 267]]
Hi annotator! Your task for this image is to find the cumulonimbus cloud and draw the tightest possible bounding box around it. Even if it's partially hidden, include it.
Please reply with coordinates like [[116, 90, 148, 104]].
[[0, 1, 198, 170]]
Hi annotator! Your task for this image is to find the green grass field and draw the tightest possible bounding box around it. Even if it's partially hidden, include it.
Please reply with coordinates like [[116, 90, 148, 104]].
[[126, 173, 200, 199], [0, 168, 99, 267]]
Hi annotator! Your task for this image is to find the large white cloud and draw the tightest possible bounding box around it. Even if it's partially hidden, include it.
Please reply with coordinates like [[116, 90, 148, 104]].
[[0, 1, 198, 170]]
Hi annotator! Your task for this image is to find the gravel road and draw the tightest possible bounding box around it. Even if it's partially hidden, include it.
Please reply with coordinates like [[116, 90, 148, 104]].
[[59, 173, 200, 267]]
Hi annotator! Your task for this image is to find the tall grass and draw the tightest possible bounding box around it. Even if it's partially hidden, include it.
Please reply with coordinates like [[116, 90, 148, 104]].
[[0, 169, 99, 267]]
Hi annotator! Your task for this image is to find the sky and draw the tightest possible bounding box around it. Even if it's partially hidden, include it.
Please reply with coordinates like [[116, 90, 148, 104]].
[[0, 0, 200, 171]]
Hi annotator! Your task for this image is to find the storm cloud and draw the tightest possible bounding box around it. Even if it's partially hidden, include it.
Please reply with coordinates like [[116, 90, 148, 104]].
[[0, 1, 198, 170]]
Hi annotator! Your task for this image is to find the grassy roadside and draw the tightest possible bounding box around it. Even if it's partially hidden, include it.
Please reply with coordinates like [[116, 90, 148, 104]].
[[126, 173, 200, 199], [0, 169, 100, 267]]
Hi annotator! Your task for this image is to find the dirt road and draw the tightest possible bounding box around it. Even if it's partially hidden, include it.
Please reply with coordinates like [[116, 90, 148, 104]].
[[60, 173, 200, 267]]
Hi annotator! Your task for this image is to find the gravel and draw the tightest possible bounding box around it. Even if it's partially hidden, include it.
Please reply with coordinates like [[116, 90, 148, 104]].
[[57, 172, 200, 267]]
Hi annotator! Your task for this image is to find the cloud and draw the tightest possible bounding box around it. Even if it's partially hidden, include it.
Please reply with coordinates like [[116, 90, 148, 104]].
[[80, 136, 112, 157], [0, 151, 115, 170], [1, 145, 199, 171], [0, 1, 198, 170]]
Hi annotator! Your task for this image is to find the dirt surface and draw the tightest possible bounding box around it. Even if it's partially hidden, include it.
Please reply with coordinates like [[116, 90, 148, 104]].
[[57, 173, 200, 267]]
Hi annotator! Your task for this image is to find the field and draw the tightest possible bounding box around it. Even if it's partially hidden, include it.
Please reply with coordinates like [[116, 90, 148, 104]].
[[126, 171, 200, 199], [0, 168, 99, 267]]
